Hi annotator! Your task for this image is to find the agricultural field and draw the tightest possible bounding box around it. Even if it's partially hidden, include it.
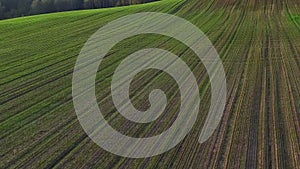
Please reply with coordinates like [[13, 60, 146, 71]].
[[0, 0, 300, 168]]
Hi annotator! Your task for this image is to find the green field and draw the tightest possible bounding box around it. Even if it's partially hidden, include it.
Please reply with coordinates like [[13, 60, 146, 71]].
[[1, 0, 300, 168]]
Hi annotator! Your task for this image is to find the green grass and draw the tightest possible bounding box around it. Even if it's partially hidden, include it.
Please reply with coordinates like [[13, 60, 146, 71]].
[[1, 0, 300, 168], [293, 15, 300, 24]]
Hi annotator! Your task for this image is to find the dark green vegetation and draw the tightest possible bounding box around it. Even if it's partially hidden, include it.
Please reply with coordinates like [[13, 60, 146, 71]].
[[0, 0, 156, 20], [293, 15, 300, 24], [1, 0, 300, 168]]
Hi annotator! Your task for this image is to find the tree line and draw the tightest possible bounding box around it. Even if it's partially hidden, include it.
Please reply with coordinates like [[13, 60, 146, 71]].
[[0, 0, 156, 20]]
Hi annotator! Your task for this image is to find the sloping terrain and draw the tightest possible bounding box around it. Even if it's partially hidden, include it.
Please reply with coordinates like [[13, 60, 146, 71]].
[[0, 0, 300, 168]]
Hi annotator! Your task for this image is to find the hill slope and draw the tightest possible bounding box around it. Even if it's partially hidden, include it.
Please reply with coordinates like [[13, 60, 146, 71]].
[[0, 0, 300, 168]]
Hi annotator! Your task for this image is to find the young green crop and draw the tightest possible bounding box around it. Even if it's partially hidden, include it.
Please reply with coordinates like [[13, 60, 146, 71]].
[[0, 0, 300, 168]]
